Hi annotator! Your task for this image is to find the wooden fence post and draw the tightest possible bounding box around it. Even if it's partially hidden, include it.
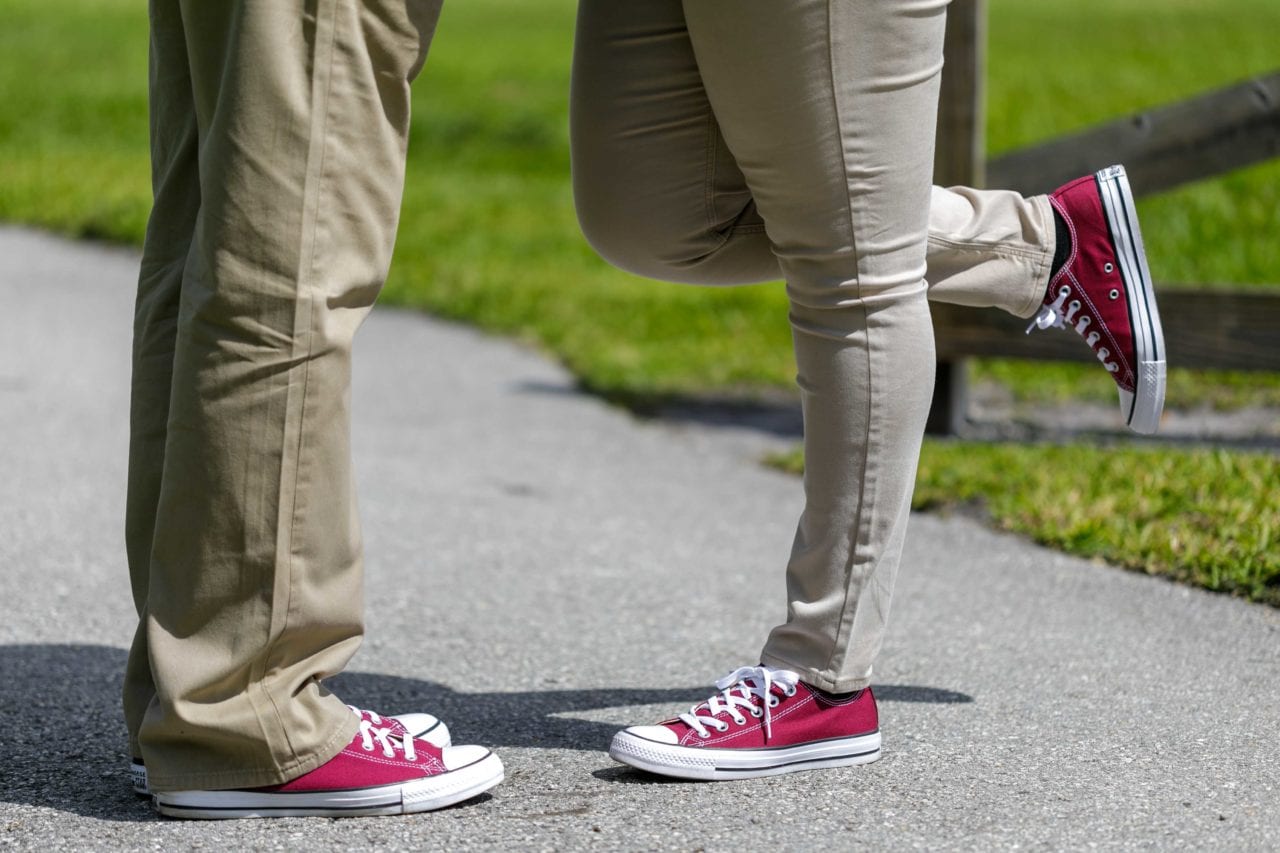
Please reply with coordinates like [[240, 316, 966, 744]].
[[927, 0, 986, 436]]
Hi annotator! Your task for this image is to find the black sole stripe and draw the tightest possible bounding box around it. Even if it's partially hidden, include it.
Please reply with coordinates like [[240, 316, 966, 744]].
[[1114, 176, 1163, 364], [1095, 174, 1140, 423], [158, 798, 400, 813], [714, 747, 881, 773], [1097, 169, 1163, 423]]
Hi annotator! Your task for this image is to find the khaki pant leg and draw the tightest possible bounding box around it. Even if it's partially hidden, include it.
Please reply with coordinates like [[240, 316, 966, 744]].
[[130, 0, 442, 792], [124, 0, 202, 757], [577, 0, 1018, 691], [679, 0, 946, 692], [571, 3, 1053, 318]]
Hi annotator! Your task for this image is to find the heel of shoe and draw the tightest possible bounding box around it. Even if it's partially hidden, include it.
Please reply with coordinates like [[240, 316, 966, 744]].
[[1128, 359, 1167, 434]]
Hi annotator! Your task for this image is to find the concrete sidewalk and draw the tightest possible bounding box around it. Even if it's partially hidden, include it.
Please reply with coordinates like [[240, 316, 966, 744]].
[[2, 227, 1277, 851]]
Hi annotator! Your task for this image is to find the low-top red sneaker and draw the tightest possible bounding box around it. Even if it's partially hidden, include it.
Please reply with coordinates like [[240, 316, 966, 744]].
[[152, 707, 501, 819], [609, 666, 880, 781], [131, 705, 450, 797], [1028, 164, 1166, 434]]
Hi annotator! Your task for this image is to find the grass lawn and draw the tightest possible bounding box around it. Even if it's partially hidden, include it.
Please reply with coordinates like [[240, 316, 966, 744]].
[[2, 0, 1277, 602], [769, 442, 1280, 607]]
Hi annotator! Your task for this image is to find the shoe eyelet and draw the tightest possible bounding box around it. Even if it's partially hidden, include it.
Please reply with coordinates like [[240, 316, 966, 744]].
[[750, 707, 763, 718], [362, 744, 375, 752], [784, 688, 796, 697], [1109, 288, 1120, 300], [1058, 285, 1071, 297], [768, 697, 779, 708], [716, 723, 730, 733], [698, 730, 711, 740], [1104, 262, 1115, 274]]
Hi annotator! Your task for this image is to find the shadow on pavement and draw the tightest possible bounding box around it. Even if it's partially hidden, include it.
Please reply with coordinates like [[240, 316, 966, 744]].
[[1, 644, 972, 820]]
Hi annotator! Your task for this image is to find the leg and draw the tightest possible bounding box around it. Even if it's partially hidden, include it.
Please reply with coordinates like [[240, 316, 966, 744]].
[[675, 0, 950, 689], [579, 0, 944, 688], [134, 0, 442, 792], [602, 0, 948, 780]]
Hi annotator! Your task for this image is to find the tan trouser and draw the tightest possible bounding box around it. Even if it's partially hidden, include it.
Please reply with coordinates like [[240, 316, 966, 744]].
[[572, 0, 1055, 691], [125, 0, 441, 791]]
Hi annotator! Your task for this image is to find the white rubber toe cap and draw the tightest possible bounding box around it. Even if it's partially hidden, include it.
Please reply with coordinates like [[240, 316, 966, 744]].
[[393, 713, 450, 748], [441, 744, 493, 771], [622, 725, 679, 745]]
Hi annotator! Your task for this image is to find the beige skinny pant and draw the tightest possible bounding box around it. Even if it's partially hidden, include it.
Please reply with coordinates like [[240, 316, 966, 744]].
[[571, 0, 1055, 692], [125, 0, 441, 790]]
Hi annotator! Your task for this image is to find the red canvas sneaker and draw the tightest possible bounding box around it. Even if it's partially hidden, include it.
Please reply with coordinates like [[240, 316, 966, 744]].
[[151, 707, 500, 819], [131, 706, 450, 797], [1027, 164, 1166, 433], [609, 666, 880, 781]]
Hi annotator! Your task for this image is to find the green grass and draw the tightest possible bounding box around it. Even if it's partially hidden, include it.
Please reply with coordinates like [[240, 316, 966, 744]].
[[769, 441, 1280, 606], [2, 0, 1278, 603]]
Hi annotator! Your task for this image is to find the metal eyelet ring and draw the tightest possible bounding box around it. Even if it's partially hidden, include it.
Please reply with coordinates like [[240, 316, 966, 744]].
[[1104, 262, 1115, 273], [785, 688, 796, 697], [1109, 288, 1120, 300], [698, 730, 711, 739], [751, 707, 763, 718], [717, 723, 730, 733], [768, 697, 779, 708], [1058, 285, 1071, 297]]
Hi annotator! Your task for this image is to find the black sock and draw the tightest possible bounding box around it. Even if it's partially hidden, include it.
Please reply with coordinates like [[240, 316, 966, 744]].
[[1050, 206, 1072, 279], [812, 685, 861, 701]]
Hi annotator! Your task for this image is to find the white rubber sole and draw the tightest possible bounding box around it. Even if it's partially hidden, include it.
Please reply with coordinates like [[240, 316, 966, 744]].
[[1095, 164, 1166, 434], [152, 751, 502, 820], [609, 729, 881, 781]]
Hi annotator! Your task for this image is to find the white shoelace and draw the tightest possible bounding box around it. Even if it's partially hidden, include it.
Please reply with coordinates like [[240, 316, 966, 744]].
[[678, 665, 800, 742], [1026, 289, 1120, 373], [348, 706, 416, 760], [1027, 302, 1066, 334]]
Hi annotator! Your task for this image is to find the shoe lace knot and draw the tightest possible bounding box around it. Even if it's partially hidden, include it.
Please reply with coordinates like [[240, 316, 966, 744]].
[[349, 706, 416, 760], [1026, 284, 1120, 374], [678, 665, 800, 743]]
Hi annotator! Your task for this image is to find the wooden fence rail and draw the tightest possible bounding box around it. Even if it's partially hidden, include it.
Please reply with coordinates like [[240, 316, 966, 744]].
[[988, 72, 1280, 198]]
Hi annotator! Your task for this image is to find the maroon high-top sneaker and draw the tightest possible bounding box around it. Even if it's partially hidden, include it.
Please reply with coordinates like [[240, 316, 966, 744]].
[[1028, 164, 1166, 433], [609, 666, 880, 781]]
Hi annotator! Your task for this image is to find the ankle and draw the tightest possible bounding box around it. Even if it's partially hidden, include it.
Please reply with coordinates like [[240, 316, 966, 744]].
[[1047, 203, 1073, 291]]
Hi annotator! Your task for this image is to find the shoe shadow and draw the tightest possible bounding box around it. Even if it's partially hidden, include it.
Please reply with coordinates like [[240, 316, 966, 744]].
[[0, 644, 972, 820]]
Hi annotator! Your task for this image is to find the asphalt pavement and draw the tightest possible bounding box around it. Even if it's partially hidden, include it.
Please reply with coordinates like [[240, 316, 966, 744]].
[[1, 227, 1277, 851]]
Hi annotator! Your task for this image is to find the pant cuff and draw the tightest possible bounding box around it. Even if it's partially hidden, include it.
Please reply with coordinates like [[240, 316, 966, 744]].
[[1013, 194, 1057, 319], [760, 650, 873, 694], [145, 706, 359, 793]]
